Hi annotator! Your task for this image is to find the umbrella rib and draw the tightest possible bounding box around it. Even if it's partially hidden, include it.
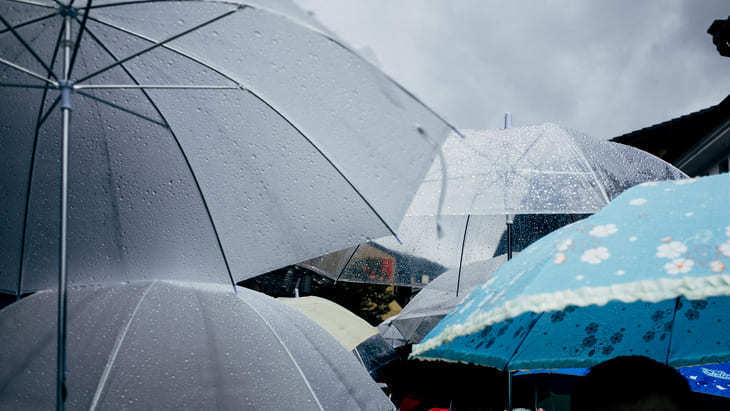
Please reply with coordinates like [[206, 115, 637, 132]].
[[89, 281, 156, 411], [0, 11, 56, 35], [66, 0, 91, 78], [0, 14, 59, 81], [566, 135, 611, 204], [38, 94, 60, 126], [16, 20, 65, 299], [504, 312, 544, 371], [335, 244, 361, 283], [455, 214, 471, 297], [1, 0, 58, 9], [77, 0, 463, 139], [664, 296, 681, 365], [74, 84, 239, 89], [75, 19, 239, 293], [235, 296, 325, 411], [0, 82, 49, 88], [75, 8, 238, 84], [84, 12, 403, 241], [250, 92, 403, 242], [75, 90, 168, 127], [0, 56, 58, 86]]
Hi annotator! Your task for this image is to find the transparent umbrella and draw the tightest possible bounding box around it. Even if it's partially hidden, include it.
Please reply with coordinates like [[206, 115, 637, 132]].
[[0, 1, 456, 405], [0, 281, 395, 410], [382, 254, 514, 346], [302, 123, 686, 287]]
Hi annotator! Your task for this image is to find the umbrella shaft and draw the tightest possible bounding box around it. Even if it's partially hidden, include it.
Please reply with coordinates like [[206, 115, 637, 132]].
[[57, 13, 71, 411]]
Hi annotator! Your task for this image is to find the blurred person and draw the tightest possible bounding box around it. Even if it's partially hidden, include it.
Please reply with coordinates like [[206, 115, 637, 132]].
[[570, 356, 692, 411]]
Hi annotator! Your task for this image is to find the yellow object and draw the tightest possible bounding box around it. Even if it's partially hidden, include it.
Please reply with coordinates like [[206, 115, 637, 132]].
[[279, 296, 378, 351]]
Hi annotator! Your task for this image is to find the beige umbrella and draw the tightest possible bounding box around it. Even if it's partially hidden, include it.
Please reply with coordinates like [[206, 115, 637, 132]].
[[280, 296, 399, 378]]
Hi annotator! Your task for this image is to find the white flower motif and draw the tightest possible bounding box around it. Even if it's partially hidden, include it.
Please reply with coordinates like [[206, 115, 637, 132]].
[[726, 226, 730, 237], [629, 236, 638, 242], [675, 178, 697, 185], [554, 253, 567, 264], [719, 240, 730, 258], [589, 224, 618, 238], [684, 212, 694, 217], [616, 269, 625, 276], [656, 241, 687, 259], [575, 275, 584, 281], [664, 258, 694, 275], [630, 198, 647, 206], [711, 261, 726, 273], [556, 238, 573, 251], [639, 181, 659, 187], [581, 247, 610, 264]]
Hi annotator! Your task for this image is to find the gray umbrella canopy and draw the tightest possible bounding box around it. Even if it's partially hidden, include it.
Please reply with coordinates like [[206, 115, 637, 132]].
[[0, 281, 395, 410], [0, 0, 455, 295], [302, 124, 686, 287]]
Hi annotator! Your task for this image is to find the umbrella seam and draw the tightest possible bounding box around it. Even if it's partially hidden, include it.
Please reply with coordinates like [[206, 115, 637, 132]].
[[82, 0, 464, 139], [15, 20, 66, 298], [75, 18, 238, 292], [456, 214, 471, 297], [4, 0, 57, 9], [89, 281, 156, 410], [235, 296, 325, 411], [82, 12, 404, 243]]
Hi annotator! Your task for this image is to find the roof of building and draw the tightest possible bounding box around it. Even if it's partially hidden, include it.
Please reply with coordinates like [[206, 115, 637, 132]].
[[611, 95, 730, 165]]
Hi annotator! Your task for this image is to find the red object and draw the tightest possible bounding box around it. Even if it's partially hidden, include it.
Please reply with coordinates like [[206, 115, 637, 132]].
[[381, 257, 394, 280], [398, 397, 421, 411]]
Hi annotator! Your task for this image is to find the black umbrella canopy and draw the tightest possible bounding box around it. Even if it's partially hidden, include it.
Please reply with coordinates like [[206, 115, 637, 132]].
[[0, 0, 456, 295]]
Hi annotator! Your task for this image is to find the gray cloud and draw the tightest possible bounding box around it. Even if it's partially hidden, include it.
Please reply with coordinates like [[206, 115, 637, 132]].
[[295, 0, 730, 138]]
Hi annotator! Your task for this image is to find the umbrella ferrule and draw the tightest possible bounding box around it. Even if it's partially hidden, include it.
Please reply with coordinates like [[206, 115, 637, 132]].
[[59, 80, 74, 110]]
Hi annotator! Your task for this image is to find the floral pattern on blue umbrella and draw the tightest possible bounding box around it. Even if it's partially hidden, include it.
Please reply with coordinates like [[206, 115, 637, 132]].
[[412, 173, 730, 370]]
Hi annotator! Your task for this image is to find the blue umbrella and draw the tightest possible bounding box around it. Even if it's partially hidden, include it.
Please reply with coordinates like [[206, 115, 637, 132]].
[[516, 363, 730, 398], [412, 173, 730, 371]]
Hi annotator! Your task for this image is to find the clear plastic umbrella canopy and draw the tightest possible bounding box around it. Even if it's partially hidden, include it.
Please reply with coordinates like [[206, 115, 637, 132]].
[[408, 123, 687, 216], [0, 281, 395, 410], [383, 254, 513, 346], [0, 0, 455, 295], [301, 123, 686, 287]]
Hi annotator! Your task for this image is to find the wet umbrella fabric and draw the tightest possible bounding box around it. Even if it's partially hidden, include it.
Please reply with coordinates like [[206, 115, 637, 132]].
[[515, 364, 730, 398], [412, 174, 730, 371], [0, 281, 395, 410], [278, 295, 399, 378], [0, 0, 455, 294], [302, 123, 685, 287], [382, 255, 513, 345]]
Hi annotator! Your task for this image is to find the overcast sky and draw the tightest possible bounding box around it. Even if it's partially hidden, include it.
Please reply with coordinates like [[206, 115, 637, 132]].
[[295, 1, 729, 139]]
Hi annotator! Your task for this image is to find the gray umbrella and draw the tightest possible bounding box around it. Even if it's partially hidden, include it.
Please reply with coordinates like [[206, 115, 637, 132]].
[[303, 123, 687, 287], [0, 1, 456, 404], [0, 281, 395, 410]]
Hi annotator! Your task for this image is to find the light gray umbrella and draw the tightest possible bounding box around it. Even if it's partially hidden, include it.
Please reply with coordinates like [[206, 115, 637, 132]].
[[0, 281, 395, 410], [302, 123, 687, 287], [0, 1, 456, 404], [0, 0, 455, 296], [380, 254, 513, 346]]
